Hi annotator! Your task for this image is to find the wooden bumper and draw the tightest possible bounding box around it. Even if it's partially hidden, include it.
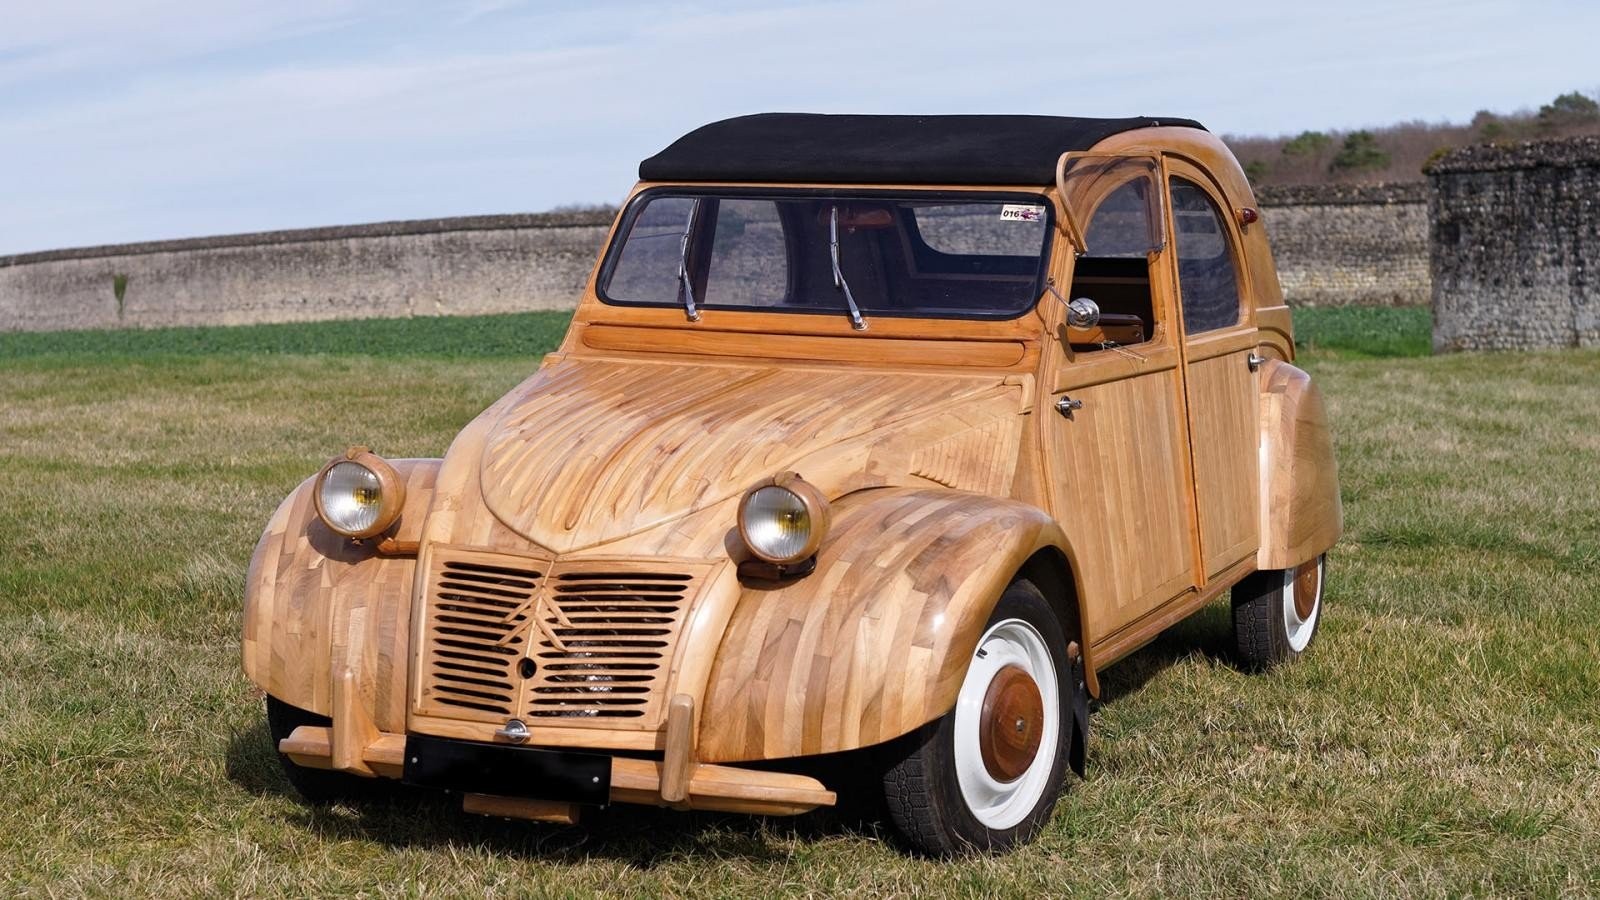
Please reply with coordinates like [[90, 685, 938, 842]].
[[278, 726, 837, 818]]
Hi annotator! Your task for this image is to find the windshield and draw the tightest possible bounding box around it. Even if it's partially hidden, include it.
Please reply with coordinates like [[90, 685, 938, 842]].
[[598, 189, 1053, 321]]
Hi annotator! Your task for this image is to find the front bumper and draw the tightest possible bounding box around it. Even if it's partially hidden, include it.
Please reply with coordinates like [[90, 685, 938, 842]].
[[277, 724, 836, 818]]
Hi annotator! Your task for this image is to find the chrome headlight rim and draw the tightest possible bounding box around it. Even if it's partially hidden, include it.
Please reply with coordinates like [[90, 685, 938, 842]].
[[312, 446, 406, 540], [737, 472, 831, 565]]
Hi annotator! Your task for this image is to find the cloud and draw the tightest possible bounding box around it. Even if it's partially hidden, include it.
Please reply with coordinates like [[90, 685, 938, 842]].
[[3, 0, 1599, 253]]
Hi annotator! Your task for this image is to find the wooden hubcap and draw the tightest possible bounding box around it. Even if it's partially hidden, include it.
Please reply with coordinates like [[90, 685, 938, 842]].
[[978, 664, 1044, 783], [1293, 559, 1321, 619]]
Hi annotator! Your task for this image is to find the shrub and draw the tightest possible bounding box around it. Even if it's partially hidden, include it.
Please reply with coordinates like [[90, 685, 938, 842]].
[[1282, 131, 1331, 157], [1537, 91, 1600, 130], [1330, 131, 1390, 172]]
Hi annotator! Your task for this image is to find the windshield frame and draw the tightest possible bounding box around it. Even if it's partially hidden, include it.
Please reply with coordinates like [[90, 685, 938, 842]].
[[594, 185, 1056, 323]]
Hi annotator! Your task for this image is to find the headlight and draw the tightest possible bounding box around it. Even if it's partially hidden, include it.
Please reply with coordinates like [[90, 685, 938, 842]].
[[313, 447, 405, 539], [738, 473, 830, 565]]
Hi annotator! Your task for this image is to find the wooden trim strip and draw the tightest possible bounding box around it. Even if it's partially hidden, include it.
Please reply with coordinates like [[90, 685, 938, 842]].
[[1052, 344, 1181, 391], [582, 323, 1028, 368], [1089, 555, 1256, 669], [280, 725, 405, 779], [1183, 326, 1259, 362], [277, 726, 835, 816]]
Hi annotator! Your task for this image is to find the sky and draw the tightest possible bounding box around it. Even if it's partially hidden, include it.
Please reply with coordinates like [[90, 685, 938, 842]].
[[3, 0, 1597, 255]]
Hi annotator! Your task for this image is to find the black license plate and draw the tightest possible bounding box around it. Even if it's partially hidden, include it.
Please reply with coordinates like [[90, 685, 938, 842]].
[[402, 734, 612, 805]]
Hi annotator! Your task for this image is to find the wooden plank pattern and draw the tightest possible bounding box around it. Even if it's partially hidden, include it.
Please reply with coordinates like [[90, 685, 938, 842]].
[[413, 547, 718, 732], [476, 357, 1008, 553], [697, 488, 1069, 763], [242, 459, 437, 730], [1256, 360, 1344, 569], [1184, 347, 1261, 577], [242, 124, 1347, 774]]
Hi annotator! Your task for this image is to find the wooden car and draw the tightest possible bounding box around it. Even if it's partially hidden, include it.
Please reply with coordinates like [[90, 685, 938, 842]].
[[243, 114, 1342, 855]]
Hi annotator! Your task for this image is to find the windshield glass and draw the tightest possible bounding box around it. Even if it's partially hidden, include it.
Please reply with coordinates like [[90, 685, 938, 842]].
[[598, 189, 1053, 321]]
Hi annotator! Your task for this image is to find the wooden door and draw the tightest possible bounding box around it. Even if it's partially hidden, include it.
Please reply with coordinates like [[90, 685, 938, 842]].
[[1044, 156, 1200, 648], [1167, 163, 1261, 580]]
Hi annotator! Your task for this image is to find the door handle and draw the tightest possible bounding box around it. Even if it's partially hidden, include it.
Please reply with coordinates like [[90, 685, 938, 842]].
[[1247, 352, 1266, 372], [1056, 396, 1084, 419]]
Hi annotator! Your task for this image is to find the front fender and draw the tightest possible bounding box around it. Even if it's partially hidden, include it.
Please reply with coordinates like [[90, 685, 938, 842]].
[[241, 459, 438, 732], [697, 487, 1074, 763]]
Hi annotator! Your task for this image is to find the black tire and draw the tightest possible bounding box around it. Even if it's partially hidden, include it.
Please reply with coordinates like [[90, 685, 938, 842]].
[[878, 580, 1081, 856], [266, 696, 388, 805], [1231, 553, 1326, 670]]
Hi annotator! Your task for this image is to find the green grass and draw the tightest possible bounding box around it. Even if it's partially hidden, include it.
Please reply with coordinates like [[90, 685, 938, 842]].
[[1291, 305, 1433, 359], [3, 307, 1598, 897]]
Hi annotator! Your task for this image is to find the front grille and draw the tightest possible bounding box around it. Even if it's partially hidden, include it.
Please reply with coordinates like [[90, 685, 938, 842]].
[[418, 557, 545, 718], [527, 571, 695, 720], [416, 548, 712, 729]]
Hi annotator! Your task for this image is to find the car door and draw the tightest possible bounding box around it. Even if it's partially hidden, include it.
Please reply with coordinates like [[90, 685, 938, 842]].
[[1043, 155, 1201, 649], [1165, 160, 1261, 580]]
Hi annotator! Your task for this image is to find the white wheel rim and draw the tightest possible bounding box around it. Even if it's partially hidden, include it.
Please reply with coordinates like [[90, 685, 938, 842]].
[[953, 618, 1060, 830], [1282, 557, 1323, 652]]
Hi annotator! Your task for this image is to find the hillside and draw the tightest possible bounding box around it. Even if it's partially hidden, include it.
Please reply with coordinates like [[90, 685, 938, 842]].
[[1225, 90, 1600, 186]]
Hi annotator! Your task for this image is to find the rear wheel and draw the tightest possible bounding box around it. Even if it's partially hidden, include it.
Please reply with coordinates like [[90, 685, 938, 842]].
[[266, 696, 387, 805], [879, 581, 1080, 855], [1232, 554, 1326, 669]]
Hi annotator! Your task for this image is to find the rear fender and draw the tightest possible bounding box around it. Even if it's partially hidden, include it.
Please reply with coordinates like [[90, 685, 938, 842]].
[[1257, 360, 1343, 570]]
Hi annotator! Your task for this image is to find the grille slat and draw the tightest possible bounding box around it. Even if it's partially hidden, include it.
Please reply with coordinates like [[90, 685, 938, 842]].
[[525, 569, 699, 722], [418, 549, 707, 728], [418, 555, 543, 718]]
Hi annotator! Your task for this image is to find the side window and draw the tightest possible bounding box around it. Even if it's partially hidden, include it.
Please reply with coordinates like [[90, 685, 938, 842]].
[[1170, 178, 1242, 334], [1066, 178, 1161, 348], [704, 199, 789, 306]]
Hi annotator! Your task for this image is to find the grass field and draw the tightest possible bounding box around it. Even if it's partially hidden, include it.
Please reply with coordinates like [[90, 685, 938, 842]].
[[2, 306, 1597, 897]]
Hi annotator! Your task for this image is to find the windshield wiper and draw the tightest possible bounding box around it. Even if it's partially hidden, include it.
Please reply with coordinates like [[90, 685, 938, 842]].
[[676, 199, 701, 322], [828, 205, 867, 331]]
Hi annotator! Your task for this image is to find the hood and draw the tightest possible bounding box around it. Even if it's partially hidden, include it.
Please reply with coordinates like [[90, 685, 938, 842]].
[[477, 356, 1004, 552]]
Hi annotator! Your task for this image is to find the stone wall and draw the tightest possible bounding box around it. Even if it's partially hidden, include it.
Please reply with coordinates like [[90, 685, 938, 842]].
[[0, 212, 612, 333], [1255, 182, 1430, 307], [1, 184, 1438, 334], [1428, 137, 1600, 352]]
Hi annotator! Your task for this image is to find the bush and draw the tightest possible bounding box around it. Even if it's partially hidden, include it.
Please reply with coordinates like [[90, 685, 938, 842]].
[[1330, 131, 1390, 172], [1537, 91, 1600, 130], [1282, 131, 1331, 157]]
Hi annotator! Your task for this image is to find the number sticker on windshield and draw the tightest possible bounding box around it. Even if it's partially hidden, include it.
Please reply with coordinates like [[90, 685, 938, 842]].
[[1000, 204, 1045, 222]]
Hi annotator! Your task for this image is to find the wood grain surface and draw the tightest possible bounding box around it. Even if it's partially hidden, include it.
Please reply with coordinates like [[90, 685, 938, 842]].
[[243, 124, 1343, 775]]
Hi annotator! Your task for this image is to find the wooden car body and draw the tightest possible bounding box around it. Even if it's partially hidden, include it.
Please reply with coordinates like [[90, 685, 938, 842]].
[[243, 116, 1341, 824]]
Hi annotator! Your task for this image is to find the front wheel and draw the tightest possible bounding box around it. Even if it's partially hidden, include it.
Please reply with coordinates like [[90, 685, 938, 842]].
[[879, 580, 1082, 855], [1231, 554, 1326, 670]]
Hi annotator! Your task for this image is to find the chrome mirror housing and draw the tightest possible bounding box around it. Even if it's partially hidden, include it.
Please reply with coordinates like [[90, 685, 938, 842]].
[[1066, 297, 1101, 329]]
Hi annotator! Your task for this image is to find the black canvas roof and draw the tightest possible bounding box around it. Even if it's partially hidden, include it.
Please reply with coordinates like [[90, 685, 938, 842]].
[[638, 113, 1205, 185]]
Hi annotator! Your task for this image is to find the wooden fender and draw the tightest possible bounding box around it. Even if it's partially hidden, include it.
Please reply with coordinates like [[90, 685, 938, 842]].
[[1257, 360, 1343, 570], [697, 487, 1082, 764], [241, 459, 439, 732]]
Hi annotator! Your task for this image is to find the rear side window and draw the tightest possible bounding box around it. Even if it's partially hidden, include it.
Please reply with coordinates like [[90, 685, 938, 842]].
[[1170, 178, 1242, 334]]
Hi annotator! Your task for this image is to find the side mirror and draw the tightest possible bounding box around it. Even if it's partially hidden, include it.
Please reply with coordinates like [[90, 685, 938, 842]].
[[1066, 297, 1101, 329]]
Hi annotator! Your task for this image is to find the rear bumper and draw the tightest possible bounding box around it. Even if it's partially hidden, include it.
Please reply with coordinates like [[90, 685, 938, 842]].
[[278, 725, 836, 817]]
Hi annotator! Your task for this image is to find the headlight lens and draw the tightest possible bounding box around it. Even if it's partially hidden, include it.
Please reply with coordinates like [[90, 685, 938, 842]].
[[313, 449, 404, 539], [738, 474, 829, 564]]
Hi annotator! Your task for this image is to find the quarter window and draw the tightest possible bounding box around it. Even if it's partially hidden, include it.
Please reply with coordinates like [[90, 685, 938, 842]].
[[1170, 178, 1242, 334]]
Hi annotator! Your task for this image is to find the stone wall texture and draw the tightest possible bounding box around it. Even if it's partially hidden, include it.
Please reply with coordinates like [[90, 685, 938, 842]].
[[0, 213, 612, 333], [1255, 182, 1430, 308], [1, 186, 1437, 334], [1428, 137, 1600, 352]]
